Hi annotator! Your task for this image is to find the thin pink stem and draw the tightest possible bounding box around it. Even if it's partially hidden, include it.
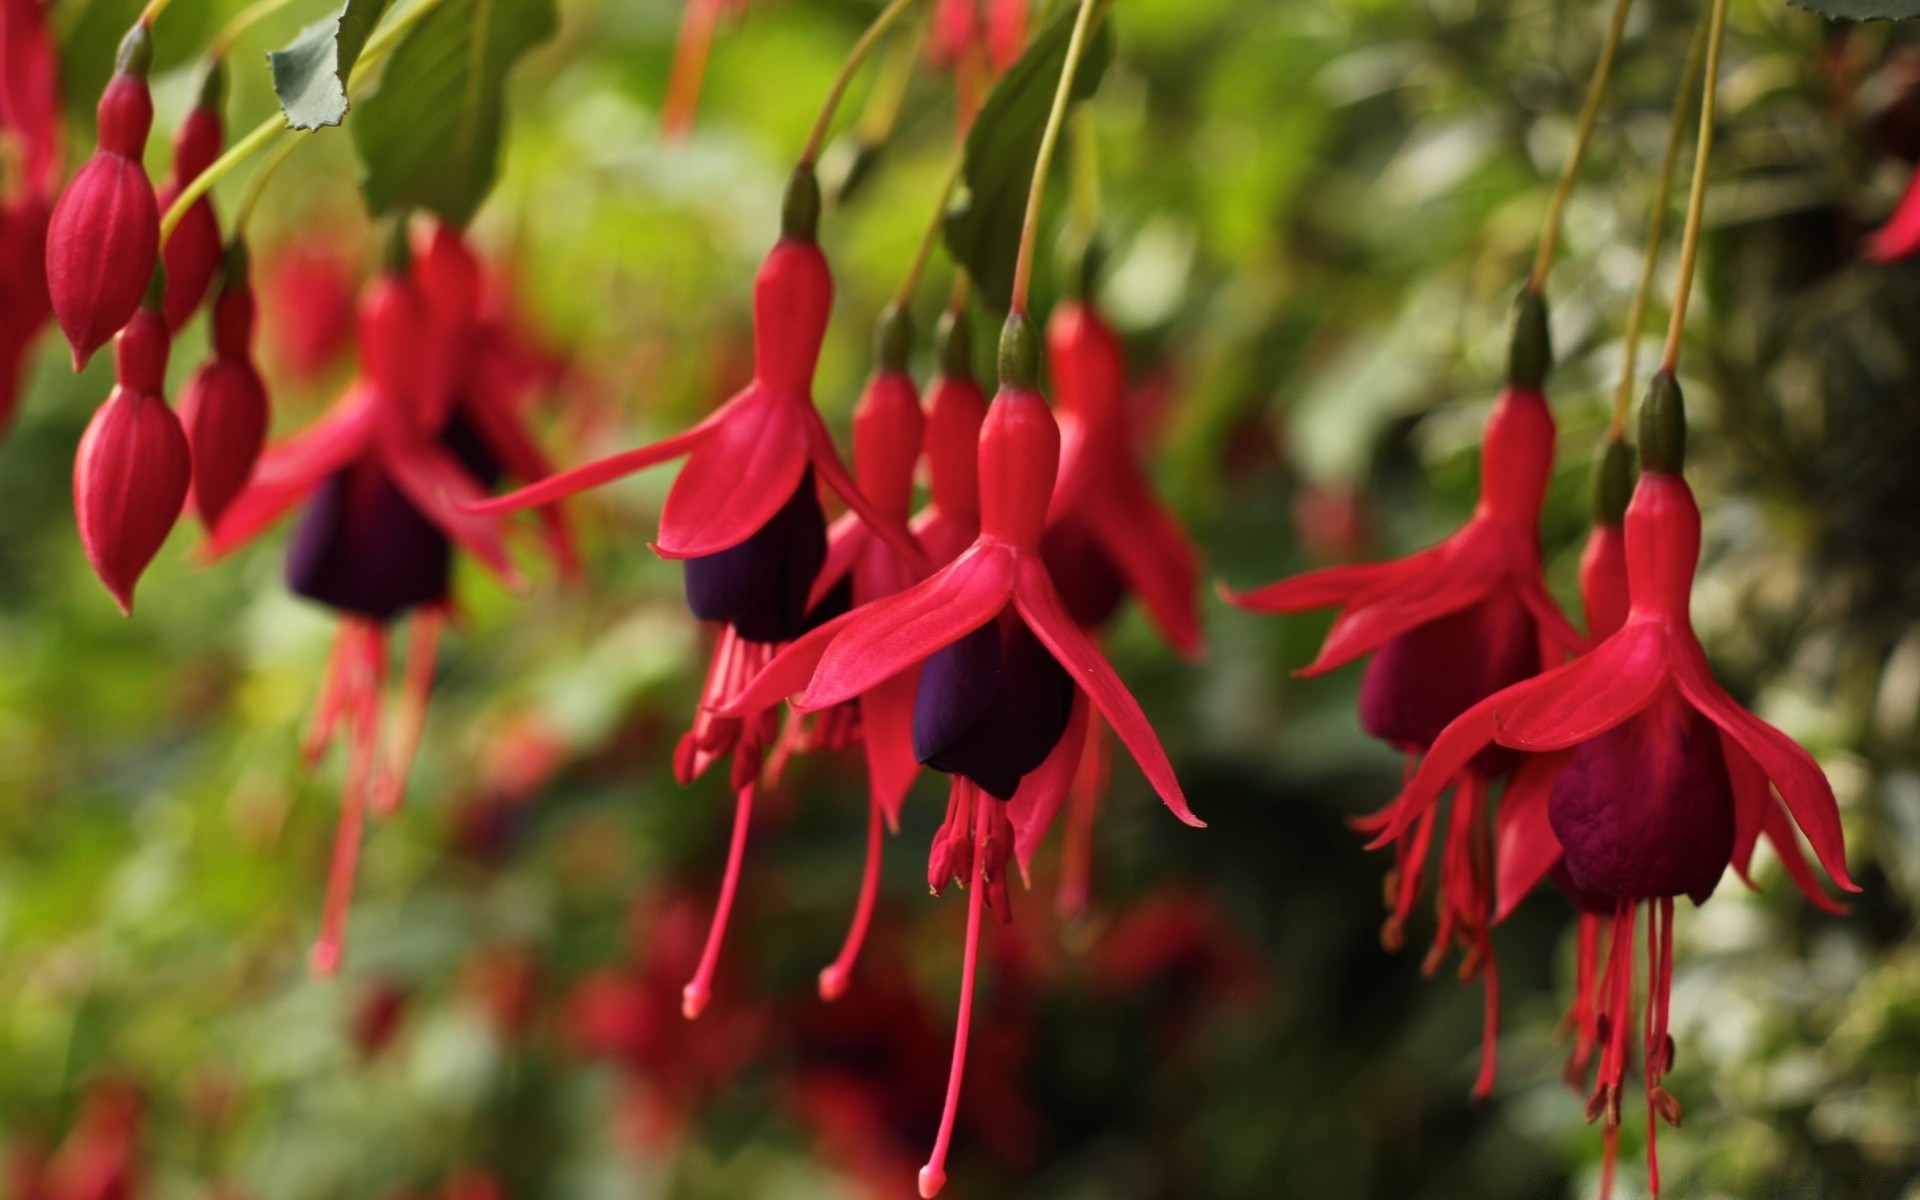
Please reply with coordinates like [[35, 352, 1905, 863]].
[[301, 629, 353, 767], [662, 0, 721, 141], [820, 792, 886, 1001], [374, 606, 443, 817], [310, 623, 387, 976], [919, 790, 990, 1199], [682, 783, 755, 1020]]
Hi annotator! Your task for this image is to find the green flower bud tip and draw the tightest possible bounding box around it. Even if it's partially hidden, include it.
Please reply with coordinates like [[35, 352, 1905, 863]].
[[998, 312, 1039, 391]]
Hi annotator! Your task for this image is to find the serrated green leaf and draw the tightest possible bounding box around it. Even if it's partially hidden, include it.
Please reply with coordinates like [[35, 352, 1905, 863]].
[[268, 0, 393, 131], [350, 0, 557, 228], [1788, 0, 1920, 19], [942, 5, 1113, 313]]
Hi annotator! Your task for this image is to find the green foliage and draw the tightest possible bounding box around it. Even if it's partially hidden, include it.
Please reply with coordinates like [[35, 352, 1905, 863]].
[[269, 0, 394, 131], [350, 0, 557, 227], [1789, 0, 1920, 20]]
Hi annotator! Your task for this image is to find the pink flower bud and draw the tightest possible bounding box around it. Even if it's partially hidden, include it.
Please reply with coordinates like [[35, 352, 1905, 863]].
[[46, 57, 158, 369], [179, 264, 267, 529], [73, 306, 189, 613], [158, 102, 224, 329]]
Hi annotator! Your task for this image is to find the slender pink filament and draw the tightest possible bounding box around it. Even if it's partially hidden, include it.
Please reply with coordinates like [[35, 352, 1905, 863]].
[[920, 789, 989, 1199], [682, 783, 755, 1020], [311, 623, 387, 977], [662, 0, 722, 141], [302, 629, 354, 766], [820, 792, 885, 1001], [374, 606, 443, 817]]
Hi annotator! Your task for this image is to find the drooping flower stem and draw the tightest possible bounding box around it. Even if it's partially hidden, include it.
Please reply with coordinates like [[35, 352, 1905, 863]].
[[894, 154, 967, 309], [230, 130, 303, 237], [919, 790, 991, 1200], [1607, 12, 1708, 439], [1008, 0, 1103, 316], [1526, 0, 1635, 293], [160, 0, 452, 242], [1659, 0, 1730, 373], [797, 0, 932, 168]]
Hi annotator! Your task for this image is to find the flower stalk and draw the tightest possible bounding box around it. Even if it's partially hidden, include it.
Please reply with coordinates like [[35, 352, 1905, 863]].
[[798, 0, 932, 167], [1659, 0, 1731, 373], [1008, 0, 1102, 316], [1527, 0, 1635, 293]]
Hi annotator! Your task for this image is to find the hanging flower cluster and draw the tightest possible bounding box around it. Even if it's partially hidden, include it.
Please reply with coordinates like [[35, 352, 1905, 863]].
[[0, 0, 60, 436]]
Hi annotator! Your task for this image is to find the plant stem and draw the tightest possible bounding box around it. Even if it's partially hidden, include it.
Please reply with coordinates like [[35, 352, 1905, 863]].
[[895, 154, 966, 309], [211, 0, 305, 56], [1527, 0, 1636, 293], [1608, 12, 1709, 439], [232, 129, 305, 237], [1009, 0, 1103, 316], [1660, 0, 1731, 372], [799, 0, 931, 168]]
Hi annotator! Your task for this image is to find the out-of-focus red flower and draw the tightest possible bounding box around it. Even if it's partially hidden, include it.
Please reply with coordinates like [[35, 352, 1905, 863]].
[[259, 233, 363, 384], [0, 0, 61, 435], [156, 66, 223, 330], [37, 1080, 143, 1200], [178, 242, 270, 531], [352, 978, 411, 1059]]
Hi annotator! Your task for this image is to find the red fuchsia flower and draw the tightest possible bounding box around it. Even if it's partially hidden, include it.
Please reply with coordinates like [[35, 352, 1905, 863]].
[[724, 313, 1201, 1198], [1221, 292, 1584, 1097], [911, 308, 989, 568], [1868, 163, 1920, 262], [1382, 373, 1856, 1196], [73, 283, 190, 614], [350, 977, 411, 1060], [564, 891, 767, 1152], [1040, 289, 1204, 915], [39, 1080, 143, 1200], [46, 26, 159, 370], [465, 172, 925, 1016], [0, 0, 61, 436], [156, 64, 223, 330], [661, 0, 748, 141], [205, 235, 570, 976], [260, 232, 362, 383], [929, 0, 1028, 119], [178, 240, 269, 530]]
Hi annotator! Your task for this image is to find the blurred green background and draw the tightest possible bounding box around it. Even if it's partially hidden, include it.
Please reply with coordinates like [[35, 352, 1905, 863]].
[[5, 0, 1920, 1196]]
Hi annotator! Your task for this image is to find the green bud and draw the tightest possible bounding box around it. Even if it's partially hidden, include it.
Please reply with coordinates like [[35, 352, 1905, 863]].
[[937, 305, 974, 382], [221, 237, 251, 285], [384, 219, 413, 277], [876, 304, 914, 374], [1507, 287, 1552, 391], [1057, 229, 1105, 301], [198, 58, 229, 111], [782, 164, 821, 243], [1592, 437, 1635, 526], [1638, 371, 1687, 474], [998, 312, 1039, 390]]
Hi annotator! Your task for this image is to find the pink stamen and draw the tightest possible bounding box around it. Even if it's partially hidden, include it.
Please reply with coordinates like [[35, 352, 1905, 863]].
[[1474, 930, 1499, 1101], [919, 790, 991, 1199], [820, 792, 885, 1001], [310, 624, 388, 977], [374, 606, 443, 818], [662, 0, 722, 141], [302, 629, 355, 767], [682, 783, 755, 1020]]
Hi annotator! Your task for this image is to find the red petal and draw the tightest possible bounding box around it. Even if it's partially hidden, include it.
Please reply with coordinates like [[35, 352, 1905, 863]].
[[1673, 637, 1857, 893], [797, 543, 1017, 711], [204, 388, 380, 557], [1081, 473, 1204, 658], [380, 434, 524, 587], [1725, 732, 1768, 886], [459, 418, 717, 516], [720, 612, 857, 718], [808, 512, 866, 608], [656, 386, 809, 559], [1009, 688, 1090, 877], [1516, 574, 1586, 662], [1490, 623, 1667, 752], [1014, 555, 1203, 828], [1217, 555, 1420, 615], [1364, 698, 1501, 850], [806, 404, 931, 576], [1868, 166, 1920, 263], [1493, 751, 1570, 924], [1761, 792, 1850, 916], [861, 668, 921, 829], [1305, 549, 1495, 676], [457, 384, 581, 580]]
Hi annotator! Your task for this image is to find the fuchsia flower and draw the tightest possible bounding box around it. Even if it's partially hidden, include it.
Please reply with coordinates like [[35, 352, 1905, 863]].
[[1040, 292, 1204, 914], [910, 309, 989, 567], [46, 26, 158, 370], [260, 233, 362, 382], [156, 64, 223, 330], [177, 241, 269, 530], [73, 288, 190, 614], [466, 171, 926, 1018], [722, 313, 1201, 1198], [0, 0, 60, 436], [1222, 292, 1582, 1095], [929, 0, 1027, 74], [1382, 374, 1855, 1196], [1868, 163, 1920, 262], [206, 223, 572, 976]]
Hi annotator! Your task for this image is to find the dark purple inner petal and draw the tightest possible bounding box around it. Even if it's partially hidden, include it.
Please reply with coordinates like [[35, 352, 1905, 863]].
[[1358, 588, 1541, 774], [913, 617, 1074, 800], [1547, 687, 1736, 906], [683, 469, 826, 644]]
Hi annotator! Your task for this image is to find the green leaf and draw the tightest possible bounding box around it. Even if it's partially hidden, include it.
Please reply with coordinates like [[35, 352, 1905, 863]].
[[1789, 0, 1920, 18], [941, 4, 1113, 313], [350, 0, 558, 228], [268, 0, 394, 131]]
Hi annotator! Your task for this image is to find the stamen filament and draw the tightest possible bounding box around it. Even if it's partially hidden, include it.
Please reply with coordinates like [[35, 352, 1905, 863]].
[[311, 623, 387, 976], [662, 0, 724, 140], [374, 606, 442, 817], [1659, 0, 1732, 372], [919, 787, 991, 1199], [682, 783, 756, 1019], [1609, 12, 1710, 439], [819, 792, 886, 1001], [1527, 0, 1636, 292]]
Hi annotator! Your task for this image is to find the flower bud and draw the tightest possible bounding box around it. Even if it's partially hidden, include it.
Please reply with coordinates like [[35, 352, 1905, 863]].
[[74, 306, 190, 613], [46, 36, 158, 369], [158, 95, 225, 329], [179, 253, 267, 529]]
